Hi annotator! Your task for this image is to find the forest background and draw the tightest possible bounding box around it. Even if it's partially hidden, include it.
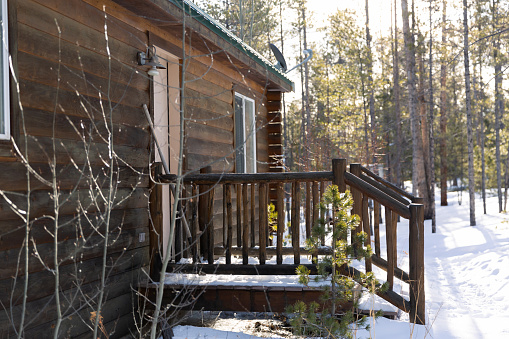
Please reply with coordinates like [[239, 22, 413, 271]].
[[196, 0, 509, 228]]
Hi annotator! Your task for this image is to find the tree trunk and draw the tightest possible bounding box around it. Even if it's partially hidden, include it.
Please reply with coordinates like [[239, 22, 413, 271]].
[[366, 0, 376, 168], [493, 0, 503, 212], [440, 0, 448, 207], [417, 45, 432, 219], [463, 0, 476, 226], [429, 0, 436, 232], [302, 4, 310, 171], [401, 0, 425, 199], [393, 0, 402, 189]]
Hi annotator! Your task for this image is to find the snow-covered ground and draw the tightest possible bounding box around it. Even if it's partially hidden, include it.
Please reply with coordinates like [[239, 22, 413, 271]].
[[173, 191, 509, 338]]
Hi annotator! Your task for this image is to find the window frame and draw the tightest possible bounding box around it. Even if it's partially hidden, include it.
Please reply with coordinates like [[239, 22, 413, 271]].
[[0, 0, 9, 141], [234, 93, 257, 174]]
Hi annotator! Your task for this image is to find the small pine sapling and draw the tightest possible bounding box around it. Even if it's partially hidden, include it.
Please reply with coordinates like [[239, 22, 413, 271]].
[[287, 185, 385, 338]]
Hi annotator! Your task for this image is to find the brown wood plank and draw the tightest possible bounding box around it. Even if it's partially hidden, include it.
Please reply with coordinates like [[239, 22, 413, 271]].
[[21, 108, 149, 149], [225, 184, 232, 264], [293, 181, 300, 265], [236, 184, 242, 248], [409, 203, 425, 325], [242, 183, 249, 265], [185, 77, 233, 105], [0, 225, 149, 279], [250, 183, 256, 247], [258, 183, 267, 264], [0, 245, 148, 307], [18, 22, 148, 91], [18, 52, 148, 108], [186, 121, 233, 145], [0, 207, 148, 253], [362, 193, 372, 272], [27, 0, 147, 50], [266, 91, 281, 101], [305, 182, 311, 238], [276, 183, 284, 265], [385, 207, 395, 290], [19, 80, 146, 128], [191, 184, 199, 262], [0, 187, 148, 222], [350, 164, 362, 252], [185, 153, 234, 173], [185, 137, 233, 159], [0, 162, 148, 192], [344, 171, 411, 220], [374, 200, 381, 257], [207, 183, 215, 264]]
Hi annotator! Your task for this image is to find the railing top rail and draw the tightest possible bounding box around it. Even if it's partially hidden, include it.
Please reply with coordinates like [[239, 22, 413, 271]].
[[360, 165, 416, 201], [344, 172, 411, 219], [158, 171, 334, 185]]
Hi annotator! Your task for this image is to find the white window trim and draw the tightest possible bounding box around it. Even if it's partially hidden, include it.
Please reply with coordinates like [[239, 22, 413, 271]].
[[235, 93, 257, 173], [0, 0, 9, 141]]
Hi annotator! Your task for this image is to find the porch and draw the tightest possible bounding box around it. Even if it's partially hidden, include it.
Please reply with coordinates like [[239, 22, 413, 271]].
[[147, 159, 425, 325]]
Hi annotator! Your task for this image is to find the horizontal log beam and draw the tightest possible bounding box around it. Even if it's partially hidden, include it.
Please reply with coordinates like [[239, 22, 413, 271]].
[[159, 171, 334, 185], [371, 255, 410, 283], [344, 172, 411, 219], [166, 263, 320, 275], [360, 166, 416, 201], [213, 246, 333, 256], [341, 265, 411, 313]]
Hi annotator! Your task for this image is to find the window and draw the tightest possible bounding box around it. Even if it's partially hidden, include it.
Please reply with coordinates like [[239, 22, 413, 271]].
[[0, 0, 9, 141], [234, 93, 256, 173]]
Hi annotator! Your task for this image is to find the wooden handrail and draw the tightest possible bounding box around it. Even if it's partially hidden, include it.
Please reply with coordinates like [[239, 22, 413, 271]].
[[344, 172, 411, 219], [360, 165, 416, 201], [158, 171, 334, 185]]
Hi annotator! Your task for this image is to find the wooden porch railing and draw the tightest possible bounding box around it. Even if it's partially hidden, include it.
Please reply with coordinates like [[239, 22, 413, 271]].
[[156, 159, 425, 325]]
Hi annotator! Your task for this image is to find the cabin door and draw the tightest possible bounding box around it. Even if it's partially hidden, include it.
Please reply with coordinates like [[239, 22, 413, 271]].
[[153, 49, 180, 258]]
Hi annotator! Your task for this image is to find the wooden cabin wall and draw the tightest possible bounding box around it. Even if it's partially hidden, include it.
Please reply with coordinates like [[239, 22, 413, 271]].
[[0, 0, 152, 337], [0, 0, 283, 335]]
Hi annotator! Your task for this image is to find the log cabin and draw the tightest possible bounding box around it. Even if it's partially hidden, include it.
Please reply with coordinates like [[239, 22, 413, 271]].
[[0, 0, 293, 337]]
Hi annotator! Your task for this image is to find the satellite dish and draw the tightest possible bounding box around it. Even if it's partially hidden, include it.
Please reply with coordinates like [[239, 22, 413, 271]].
[[269, 43, 313, 74], [269, 43, 287, 72]]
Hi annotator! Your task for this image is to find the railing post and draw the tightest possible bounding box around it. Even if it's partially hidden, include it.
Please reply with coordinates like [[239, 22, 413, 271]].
[[332, 159, 346, 193], [199, 166, 214, 263], [292, 181, 301, 265], [409, 202, 425, 325]]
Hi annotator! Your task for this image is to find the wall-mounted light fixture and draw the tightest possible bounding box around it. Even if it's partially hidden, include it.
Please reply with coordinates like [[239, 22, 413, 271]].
[[137, 45, 166, 76]]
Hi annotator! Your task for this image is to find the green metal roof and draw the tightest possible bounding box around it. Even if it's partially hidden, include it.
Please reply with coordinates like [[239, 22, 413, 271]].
[[168, 0, 294, 91]]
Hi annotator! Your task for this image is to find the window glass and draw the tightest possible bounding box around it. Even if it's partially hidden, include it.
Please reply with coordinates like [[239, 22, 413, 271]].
[[234, 94, 256, 173]]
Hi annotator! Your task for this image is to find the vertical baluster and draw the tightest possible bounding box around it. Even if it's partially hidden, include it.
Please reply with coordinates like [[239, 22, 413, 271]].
[[293, 181, 301, 265], [385, 207, 395, 290], [306, 182, 311, 238], [259, 183, 267, 264], [374, 200, 381, 257], [223, 184, 226, 247], [236, 184, 242, 248], [251, 183, 255, 247], [276, 183, 284, 265], [191, 184, 198, 263], [225, 184, 233, 265], [312, 181, 319, 262], [319, 181, 325, 245], [350, 164, 362, 252], [362, 194, 372, 272], [207, 184, 215, 265], [242, 183, 249, 265]]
